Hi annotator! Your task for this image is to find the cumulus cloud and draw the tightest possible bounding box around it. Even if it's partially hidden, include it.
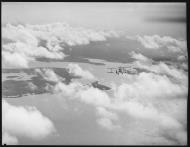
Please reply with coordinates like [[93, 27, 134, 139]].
[[110, 98, 186, 144], [54, 81, 83, 97], [96, 107, 118, 120], [26, 22, 119, 46], [104, 52, 187, 144], [67, 63, 96, 80], [96, 107, 120, 130], [45, 68, 110, 107], [2, 100, 56, 145], [129, 51, 188, 82], [54, 81, 110, 107], [2, 41, 64, 68], [2, 22, 187, 145], [2, 51, 31, 68], [130, 51, 152, 62], [96, 118, 120, 130], [78, 87, 111, 107], [134, 35, 187, 53], [181, 63, 188, 71], [3, 24, 38, 46], [2, 22, 119, 68], [109, 78, 187, 144], [34, 63, 187, 144], [113, 72, 187, 101], [35, 68, 60, 82], [177, 55, 186, 61]]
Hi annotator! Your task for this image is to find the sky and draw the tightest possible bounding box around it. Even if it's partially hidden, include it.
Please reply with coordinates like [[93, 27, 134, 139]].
[[2, 2, 186, 37], [2, 2, 188, 145]]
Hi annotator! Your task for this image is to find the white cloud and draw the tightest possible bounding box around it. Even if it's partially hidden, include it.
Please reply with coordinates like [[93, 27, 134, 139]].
[[3, 41, 65, 58], [108, 69, 187, 144], [2, 22, 119, 68], [2, 22, 187, 144], [2, 42, 65, 68], [135, 35, 187, 53], [112, 100, 181, 128], [96, 107, 120, 130], [112, 100, 186, 144], [2, 100, 56, 145], [181, 63, 188, 70], [130, 51, 152, 62], [54, 81, 111, 107], [54, 81, 82, 97], [35, 68, 60, 82], [26, 22, 119, 46], [67, 63, 96, 80], [36, 63, 187, 144], [129, 51, 188, 82], [177, 55, 186, 61], [96, 107, 118, 120], [78, 87, 111, 107], [2, 24, 65, 68], [3, 23, 38, 46], [96, 118, 120, 130], [137, 60, 187, 82], [3, 23, 118, 47], [2, 51, 31, 68], [113, 72, 187, 102]]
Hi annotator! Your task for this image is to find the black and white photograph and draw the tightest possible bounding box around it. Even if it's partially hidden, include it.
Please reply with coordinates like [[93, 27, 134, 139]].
[[1, 1, 188, 145]]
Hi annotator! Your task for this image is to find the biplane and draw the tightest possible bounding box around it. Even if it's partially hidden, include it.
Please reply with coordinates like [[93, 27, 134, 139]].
[[107, 66, 137, 75]]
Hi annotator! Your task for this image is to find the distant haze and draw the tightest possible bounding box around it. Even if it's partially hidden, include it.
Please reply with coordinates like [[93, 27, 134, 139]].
[[2, 2, 186, 38]]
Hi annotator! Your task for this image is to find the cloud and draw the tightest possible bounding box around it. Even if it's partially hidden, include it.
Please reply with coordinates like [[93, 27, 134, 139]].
[[113, 72, 187, 102], [3, 23, 118, 47], [54, 81, 110, 107], [129, 52, 188, 82], [25, 22, 119, 46], [130, 51, 151, 62], [2, 24, 65, 68], [2, 51, 31, 68], [2, 41, 65, 68], [113, 100, 186, 144], [135, 35, 186, 53], [96, 107, 120, 130], [35, 68, 60, 82], [177, 55, 186, 61], [67, 63, 96, 80], [78, 87, 111, 107], [36, 64, 187, 144], [35, 68, 105, 108], [2, 22, 119, 68], [2, 100, 56, 145], [136, 60, 187, 82], [54, 81, 82, 97], [96, 118, 120, 130], [3, 24, 38, 46], [112, 100, 180, 127], [108, 69, 187, 144], [51, 67, 186, 134], [181, 63, 188, 71], [96, 107, 118, 120]]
